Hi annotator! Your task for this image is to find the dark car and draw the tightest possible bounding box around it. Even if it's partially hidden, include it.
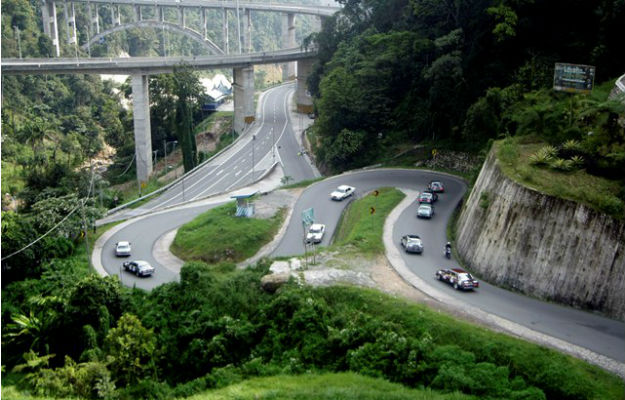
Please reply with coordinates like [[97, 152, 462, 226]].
[[400, 234, 424, 254], [123, 260, 155, 277], [418, 191, 438, 204], [427, 181, 445, 193], [435, 268, 479, 291]]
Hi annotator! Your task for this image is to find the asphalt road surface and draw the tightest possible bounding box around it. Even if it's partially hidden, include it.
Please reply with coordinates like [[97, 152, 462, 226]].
[[271, 169, 625, 363]]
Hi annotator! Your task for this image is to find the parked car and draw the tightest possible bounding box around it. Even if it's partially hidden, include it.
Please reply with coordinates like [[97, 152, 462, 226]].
[[418, 191, 438, 204], [115, 241, 132, 257], [306, 223, 326, 244], [435, 268, 479, 290], [417, 204, 434, 219], [123, 260, 155, 277], [330, 185, 355, 201], [427, 180, 445, 193], [400, 234, 424, 254]]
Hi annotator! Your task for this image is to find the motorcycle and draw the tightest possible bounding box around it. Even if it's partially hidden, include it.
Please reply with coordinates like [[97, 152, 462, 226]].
[[444, 247, 451, 259]]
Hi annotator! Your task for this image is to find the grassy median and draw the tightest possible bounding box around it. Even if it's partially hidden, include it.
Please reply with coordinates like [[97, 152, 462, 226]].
[[171, 202, 285, 264], [333, 187, 405, 254]]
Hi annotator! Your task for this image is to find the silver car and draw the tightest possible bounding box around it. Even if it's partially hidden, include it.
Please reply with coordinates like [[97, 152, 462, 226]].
[[400, 234, 424, 254], [417, 204, 434, 219]]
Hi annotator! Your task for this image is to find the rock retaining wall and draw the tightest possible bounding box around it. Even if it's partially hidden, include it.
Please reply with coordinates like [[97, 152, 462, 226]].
[[456, 149, 625, 320]]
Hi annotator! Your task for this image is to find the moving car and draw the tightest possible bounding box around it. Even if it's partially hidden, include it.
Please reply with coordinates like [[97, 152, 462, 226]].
[[400, 234, 424, 254], [330, 185, 355, 201], [306, 223, 326, 244], [123, 260, 155, 277], [115, 241, 131, 257], [435, 268, 479, 291], [418, 191, 438, 204], [417, 204, 434, 219], [427, 180, 445, 193]]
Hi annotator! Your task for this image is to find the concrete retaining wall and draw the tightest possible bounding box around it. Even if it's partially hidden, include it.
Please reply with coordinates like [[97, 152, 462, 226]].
[[456, 149, 625, 320]]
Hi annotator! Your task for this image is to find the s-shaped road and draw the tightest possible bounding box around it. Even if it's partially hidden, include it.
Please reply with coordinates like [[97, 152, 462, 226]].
[[97, 85, 625, 371]]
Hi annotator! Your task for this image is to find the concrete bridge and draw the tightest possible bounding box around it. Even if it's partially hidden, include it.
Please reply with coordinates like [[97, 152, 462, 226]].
[[4, 0, 339, 184], [2, 48, 318, 184]]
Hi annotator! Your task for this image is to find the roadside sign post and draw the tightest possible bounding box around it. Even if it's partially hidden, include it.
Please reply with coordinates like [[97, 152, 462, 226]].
[[302, 208, 314, 266]]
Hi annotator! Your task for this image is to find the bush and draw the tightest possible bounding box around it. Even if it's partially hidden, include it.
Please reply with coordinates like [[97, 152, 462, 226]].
[[528, 145, 557, 166], [548, 158, 575, 171], [479, 191, 490, 210]]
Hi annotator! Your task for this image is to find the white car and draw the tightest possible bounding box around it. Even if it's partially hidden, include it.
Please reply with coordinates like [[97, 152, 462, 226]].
[[306, 223, 326, 244], [417, 204, 434, 219], [330, 185, 355, 201], [115, 241, 131, 257]]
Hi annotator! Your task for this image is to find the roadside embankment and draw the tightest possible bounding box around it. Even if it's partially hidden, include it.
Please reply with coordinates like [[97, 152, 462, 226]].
[[456, 148, 625, 320]]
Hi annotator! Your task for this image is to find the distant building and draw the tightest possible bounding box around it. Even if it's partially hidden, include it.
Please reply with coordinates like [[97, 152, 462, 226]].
[[201, 74, 233, 112]]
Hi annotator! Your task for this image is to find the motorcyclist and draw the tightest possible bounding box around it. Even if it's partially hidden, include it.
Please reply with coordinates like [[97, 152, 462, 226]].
[[444, 242, 452, 258]]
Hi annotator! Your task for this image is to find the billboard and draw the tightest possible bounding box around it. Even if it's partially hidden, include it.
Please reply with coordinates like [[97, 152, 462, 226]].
[[553, 63, 595, 94]]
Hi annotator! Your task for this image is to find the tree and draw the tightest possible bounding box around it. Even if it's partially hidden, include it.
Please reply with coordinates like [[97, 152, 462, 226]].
[[104, 313, 157, 386], [172, 64, 205, 172]]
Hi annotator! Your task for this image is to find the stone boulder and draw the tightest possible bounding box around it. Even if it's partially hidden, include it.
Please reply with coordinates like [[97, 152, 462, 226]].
[[260, 273, 290, 293]]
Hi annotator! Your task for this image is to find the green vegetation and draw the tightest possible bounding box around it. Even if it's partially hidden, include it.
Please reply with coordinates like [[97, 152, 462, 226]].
[[186, 372, 473, 400], [334, 187, 405, 254], [495, 137, 625, 219], [170, 202, 286, 263], [4, 261, 623, 399], [280, 177, 325, 189]]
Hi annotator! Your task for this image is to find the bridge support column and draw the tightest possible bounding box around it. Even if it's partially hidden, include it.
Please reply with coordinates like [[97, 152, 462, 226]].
[[241, 8, 252, 53], [134, 5, 142, 21], [42, 0, 60, 56], [88, 3, 100, 34], [233, 66, 255, 135], [131, 75, 153, 183], [179, 7, 185, 28], [222, 8, 229, 54], [296, 58, 314, 114], [157, 5, 164, 22], [282, 13, 296, 81], [63, 2, 77, 44], [202, 8, 207, 39]]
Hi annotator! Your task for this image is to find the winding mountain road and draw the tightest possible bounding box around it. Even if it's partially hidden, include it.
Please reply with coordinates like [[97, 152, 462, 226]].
[[95, 86, 625, 372]]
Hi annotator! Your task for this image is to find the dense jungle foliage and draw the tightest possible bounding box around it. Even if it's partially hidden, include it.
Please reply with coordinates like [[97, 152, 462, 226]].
[[307, 0, 625, 178]]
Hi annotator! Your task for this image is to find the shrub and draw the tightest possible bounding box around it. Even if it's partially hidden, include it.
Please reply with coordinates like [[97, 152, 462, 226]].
[[497, 138, 519, 167], [479, 191, 490, 210], [548, 158, 574, 171], [528, 146, 557, 166], [570, 155, 584, 168]]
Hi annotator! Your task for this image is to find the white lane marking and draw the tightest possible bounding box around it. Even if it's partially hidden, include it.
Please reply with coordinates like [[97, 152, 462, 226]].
[[235, 170, 242, 177], [216, 169, 224, 176], [189, 172, 230, 200]]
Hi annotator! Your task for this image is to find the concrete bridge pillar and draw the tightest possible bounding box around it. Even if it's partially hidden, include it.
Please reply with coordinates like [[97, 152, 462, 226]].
[[241, 8, 252, 53], [282, 12, 296, 80], [88, 2, 100, 34], [296, 58, 314, 113], [134, 4, 142, 21], [157, 5, 164, 22], [222, 8, 229, 54], [202, 8, 207, 40], [110, 4, 121, 26], [131, 74, 153, 183], [63, 2, 77, 45], [41, 0, 60, 56], [233, 66, 255, 135], [179, 7, 185, 28]]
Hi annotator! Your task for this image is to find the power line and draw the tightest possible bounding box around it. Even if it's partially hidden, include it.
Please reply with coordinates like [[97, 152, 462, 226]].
[[1, 165, 98, 262]]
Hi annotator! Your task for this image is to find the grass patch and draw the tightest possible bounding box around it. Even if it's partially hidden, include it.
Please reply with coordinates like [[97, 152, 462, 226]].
[[187, 372, 472, 400], [333, 187, 405, 254], [280, 177, 324, 189], [495, 137, 625, 219], [171, 202, 286, 263], [194, 111, 233, 135]]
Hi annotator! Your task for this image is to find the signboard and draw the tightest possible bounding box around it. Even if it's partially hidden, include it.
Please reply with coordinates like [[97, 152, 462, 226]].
[[302, 208, 314, 225], [553, 63, 595, 94]]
